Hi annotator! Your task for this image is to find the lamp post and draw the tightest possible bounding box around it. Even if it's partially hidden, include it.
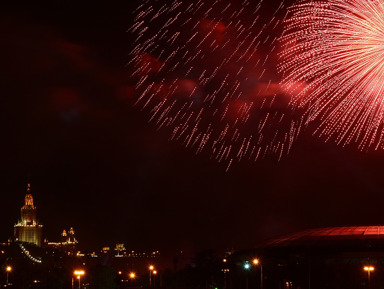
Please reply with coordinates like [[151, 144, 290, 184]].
[[364, 266, 374, 289], [253, 259, 263, 289], [149, 265, 154, 287], [244, 262, 250, 289], [74, 270, 85, 289], [223, 258, 229, 289], [153, 270, 158, 287], [6, 266, 11, 285], [129, 272, 136, 287]]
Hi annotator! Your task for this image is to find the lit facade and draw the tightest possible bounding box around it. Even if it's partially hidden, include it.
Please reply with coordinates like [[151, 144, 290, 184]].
[[14, 184, 43, 247], [61, 227, 77, 244], [46, 227, 78, 255]]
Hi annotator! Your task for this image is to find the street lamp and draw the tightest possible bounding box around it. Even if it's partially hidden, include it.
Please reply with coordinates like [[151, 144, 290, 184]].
[[74, 270, 85, 289], [149, 265, 155, 287], [364, 266, 374, 289], [222, 258, 229, 289], [253, 258, 263, 289], [153, 270, 157, 287], [129, 272, 136, 287], [244, 262, 250, 289], [5, 266, 11, 285], [244, 262, 250, 270]]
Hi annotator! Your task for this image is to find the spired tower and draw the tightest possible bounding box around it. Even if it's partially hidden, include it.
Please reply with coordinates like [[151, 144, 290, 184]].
[[14, 183, 43, 246]]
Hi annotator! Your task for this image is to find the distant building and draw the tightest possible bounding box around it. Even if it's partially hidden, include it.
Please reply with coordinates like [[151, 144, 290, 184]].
[[102, 246, 110, 253], [14, 183, 43, 247], [115, 243, 126, 257], [61, 227, 78, 244], [46, 227, 78, 255]]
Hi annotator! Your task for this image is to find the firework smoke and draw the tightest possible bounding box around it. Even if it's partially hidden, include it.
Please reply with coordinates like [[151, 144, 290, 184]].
[[130, 0, 301, 169]]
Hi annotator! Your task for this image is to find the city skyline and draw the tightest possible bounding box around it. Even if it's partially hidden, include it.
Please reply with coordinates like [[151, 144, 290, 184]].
[[2, 0, 384, 258], [8, 183, 164, 253]]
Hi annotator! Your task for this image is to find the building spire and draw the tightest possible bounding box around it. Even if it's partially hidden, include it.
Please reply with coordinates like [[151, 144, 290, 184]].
[[24, 177, 35, 208], [27, 173, 31, 192]]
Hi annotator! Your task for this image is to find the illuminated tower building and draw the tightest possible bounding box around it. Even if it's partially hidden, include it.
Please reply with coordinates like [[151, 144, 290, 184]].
[[61, 229, 67, 243], [68, 227, 76, 243], [14, 183, 43, 246], [61, 227, 77, 244]]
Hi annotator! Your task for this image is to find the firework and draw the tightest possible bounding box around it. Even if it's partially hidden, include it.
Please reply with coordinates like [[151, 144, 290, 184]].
[[129, 0, 298, 169], [280, 0, 384, 150]]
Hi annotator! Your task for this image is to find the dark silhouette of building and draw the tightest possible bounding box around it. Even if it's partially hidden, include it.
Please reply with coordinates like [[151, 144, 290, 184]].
[[231, 226, 384, 289], [14, 183, 43, 246]]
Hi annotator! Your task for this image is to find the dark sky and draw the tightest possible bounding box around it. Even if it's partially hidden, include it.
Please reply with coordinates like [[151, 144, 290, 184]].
[[2, 0, 384, 260]]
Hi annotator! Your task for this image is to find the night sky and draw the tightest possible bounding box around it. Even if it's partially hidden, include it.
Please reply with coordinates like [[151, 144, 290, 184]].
[[2, 0, 384, 260]]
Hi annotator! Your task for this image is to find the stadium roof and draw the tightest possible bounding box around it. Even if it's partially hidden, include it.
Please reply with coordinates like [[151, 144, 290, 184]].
[[263, 226, 384, 248]]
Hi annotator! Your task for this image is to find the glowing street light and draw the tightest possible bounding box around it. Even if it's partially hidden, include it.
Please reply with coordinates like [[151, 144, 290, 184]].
[[74, 270, 85, 289], [244, 262, 250, 270], [6, 266, 11, 285], [253, 258, 263, 289], [243, 262, 251, 289], [129, 272, 136, 287], [153, 270, 158, 287], [222, 259, 229, 289], [149, 265, 155, 287], [364, 266, 375, 289]]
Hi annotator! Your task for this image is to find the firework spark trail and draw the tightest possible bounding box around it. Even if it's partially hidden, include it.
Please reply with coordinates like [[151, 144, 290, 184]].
[[130, 0, 300, 169], [280, 0, 384, 150]]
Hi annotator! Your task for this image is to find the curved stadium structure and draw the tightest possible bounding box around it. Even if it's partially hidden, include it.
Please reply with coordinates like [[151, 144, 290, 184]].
[[264, 226, 384, 247], [230, 226, 384, 289]]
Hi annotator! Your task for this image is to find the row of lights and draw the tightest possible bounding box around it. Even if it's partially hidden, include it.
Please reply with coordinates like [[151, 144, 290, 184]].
[[1, 262, 377, 287], [117, 270, 136, 279], [0, 265, 156, 288], [5, 267, 86, 288], [48, 265, 382, 289], [243, 259, 375, 289], [117, 265, 158, 287]]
